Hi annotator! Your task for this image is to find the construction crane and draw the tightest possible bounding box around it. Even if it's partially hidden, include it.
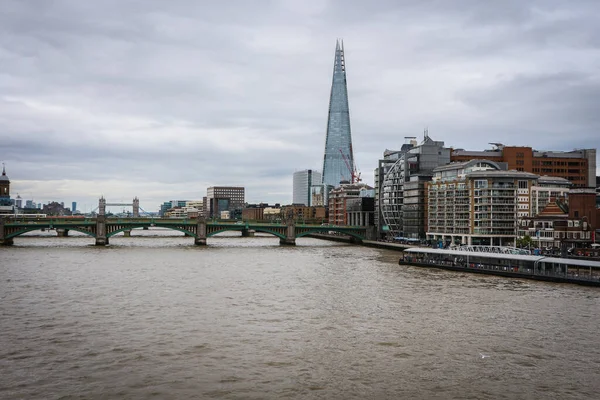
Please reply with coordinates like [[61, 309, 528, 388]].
[[339, 149, 362, 184]]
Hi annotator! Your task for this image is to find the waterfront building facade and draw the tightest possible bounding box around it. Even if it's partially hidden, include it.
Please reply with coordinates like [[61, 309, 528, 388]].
[[518, 188, 597, 250], [374, 142, 416, 239], [328, 183, 374, 226], [380, 134, 451, 239], [427, 160, 538, 246], [206, 187, 245, 219], [346, 196, 375, 227], [280, 205, 326, 224], [293, 169, 322, 206], [321, 40, 355, 188], [529, 176, 572, 218], [451, 144, 596, 188]]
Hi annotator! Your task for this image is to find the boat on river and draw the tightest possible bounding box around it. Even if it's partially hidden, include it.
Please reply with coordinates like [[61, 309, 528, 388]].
[[399, 247, 600, 287]]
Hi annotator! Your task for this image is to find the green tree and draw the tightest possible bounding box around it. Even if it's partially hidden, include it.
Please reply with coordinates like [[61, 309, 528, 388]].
[[516, 235, 533, 248]]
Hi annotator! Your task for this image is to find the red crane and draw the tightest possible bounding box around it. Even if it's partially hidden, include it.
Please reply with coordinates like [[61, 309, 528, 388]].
[[339, 149, 361, 184]]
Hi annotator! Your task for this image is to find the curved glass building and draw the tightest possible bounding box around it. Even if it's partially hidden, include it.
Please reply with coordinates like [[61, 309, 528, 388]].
[[322, 40, 354, 188]]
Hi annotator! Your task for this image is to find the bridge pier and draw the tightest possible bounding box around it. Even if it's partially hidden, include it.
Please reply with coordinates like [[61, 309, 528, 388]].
[[56, 228, 69, 237], [0, 218, 12, 245], [349, 236, 362, 244], [241, 228, 255, 237], [279, 221, 296, 246], [96, 215, 108, 246], [195, 216, 207, 245], [123, 230, 131, 237]]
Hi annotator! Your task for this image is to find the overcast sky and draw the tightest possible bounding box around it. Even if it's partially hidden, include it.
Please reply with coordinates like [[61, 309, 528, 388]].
[[1, 0, 599, 212]]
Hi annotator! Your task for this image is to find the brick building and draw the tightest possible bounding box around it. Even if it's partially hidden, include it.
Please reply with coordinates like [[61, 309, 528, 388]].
[[451, 144, 596, 188]]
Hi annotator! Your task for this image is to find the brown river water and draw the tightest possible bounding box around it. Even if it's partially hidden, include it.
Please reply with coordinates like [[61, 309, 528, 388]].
[[1, 230, 599, 399]]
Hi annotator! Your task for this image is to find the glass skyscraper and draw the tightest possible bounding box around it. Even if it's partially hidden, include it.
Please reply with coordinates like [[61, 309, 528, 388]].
[[293, 169, 322, 206], [321, 40, 354, 188]]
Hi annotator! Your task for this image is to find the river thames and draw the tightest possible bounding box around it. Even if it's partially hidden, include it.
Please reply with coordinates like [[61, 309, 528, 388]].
[[1, 230, 599, 399]]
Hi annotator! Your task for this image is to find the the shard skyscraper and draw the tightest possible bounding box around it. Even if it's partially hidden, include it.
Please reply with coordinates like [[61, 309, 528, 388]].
[[321, 40, 354, 188]]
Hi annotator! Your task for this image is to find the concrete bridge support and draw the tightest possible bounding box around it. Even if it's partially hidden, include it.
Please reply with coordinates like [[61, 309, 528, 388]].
[[95, 216, 108, 246], [241, 228, 255, 237], [123, 230, 131, 237], [56, 229, 69, 237], [195, 217, 207, 245], [279, 221, 296, 246], [0, 217, 13, 246]]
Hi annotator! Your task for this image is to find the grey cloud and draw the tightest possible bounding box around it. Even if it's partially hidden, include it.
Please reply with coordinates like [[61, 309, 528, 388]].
[[1, 0, 598, 210]]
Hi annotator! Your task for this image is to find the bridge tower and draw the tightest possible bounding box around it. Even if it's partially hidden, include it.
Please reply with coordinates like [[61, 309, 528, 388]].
[[98, 196, 106, 216], [96, 197, 108, 245], [133, 197, 140, 218]]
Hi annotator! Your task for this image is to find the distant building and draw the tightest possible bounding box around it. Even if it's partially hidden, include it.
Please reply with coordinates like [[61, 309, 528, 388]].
[[309, 184, 334, 208], [451, 144, 596, 188], [262, 207, 282, 221], [0, 165, 14, 214], [596, 176, 600, 207], [328, 183, 374, 226], [159, 200, 188, 217], [72, 202, 77, 214], [529, 176, 572, 218], [346, 196, 375, 227], [519, 188, 597, 250], [293, 169, 322, 206], [281, 205, 326, 223], [42, 201, 71, 216], [206, 187, 245, 219], [242, 203, 280, 221]]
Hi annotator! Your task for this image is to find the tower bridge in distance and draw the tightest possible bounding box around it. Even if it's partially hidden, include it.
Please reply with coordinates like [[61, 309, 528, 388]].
[[0, 197, 373, 246]]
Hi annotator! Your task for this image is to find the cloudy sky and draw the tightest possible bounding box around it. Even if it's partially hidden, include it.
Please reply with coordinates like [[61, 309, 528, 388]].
[[1, 0, 599, 212]]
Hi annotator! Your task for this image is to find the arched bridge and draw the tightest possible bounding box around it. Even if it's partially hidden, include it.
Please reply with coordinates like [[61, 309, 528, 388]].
[[0, 217, 371, 246]]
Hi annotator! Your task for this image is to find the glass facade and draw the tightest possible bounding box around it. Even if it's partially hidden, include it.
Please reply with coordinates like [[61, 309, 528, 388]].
[[293, 169, 322, 206], [322, 40, 354, 188]]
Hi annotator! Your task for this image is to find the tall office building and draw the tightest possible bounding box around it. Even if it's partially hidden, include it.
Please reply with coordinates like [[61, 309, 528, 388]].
[[206, 187, 245, 219], [321, 40, 354, 188], [72, 202, 77, 213], [293, 169, 322, 206]]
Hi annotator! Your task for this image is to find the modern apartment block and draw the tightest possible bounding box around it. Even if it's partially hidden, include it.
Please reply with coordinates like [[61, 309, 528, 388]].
[[206, 186, 245, 219], [427, 160, 539, 246], [379, 134, 451, 239], [373, 142, 417, 238], [529, 176, 572, 217], [451, 144, 596, 187], [292, 169, 322, 206]]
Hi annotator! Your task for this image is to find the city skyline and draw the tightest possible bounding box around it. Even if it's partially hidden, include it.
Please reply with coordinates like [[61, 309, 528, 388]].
[[1, 1, 599, 211]]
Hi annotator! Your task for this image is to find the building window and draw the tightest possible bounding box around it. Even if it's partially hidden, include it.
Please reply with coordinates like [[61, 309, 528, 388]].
[[518, 180, 528, 189], [474, 180, 488, 189]]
